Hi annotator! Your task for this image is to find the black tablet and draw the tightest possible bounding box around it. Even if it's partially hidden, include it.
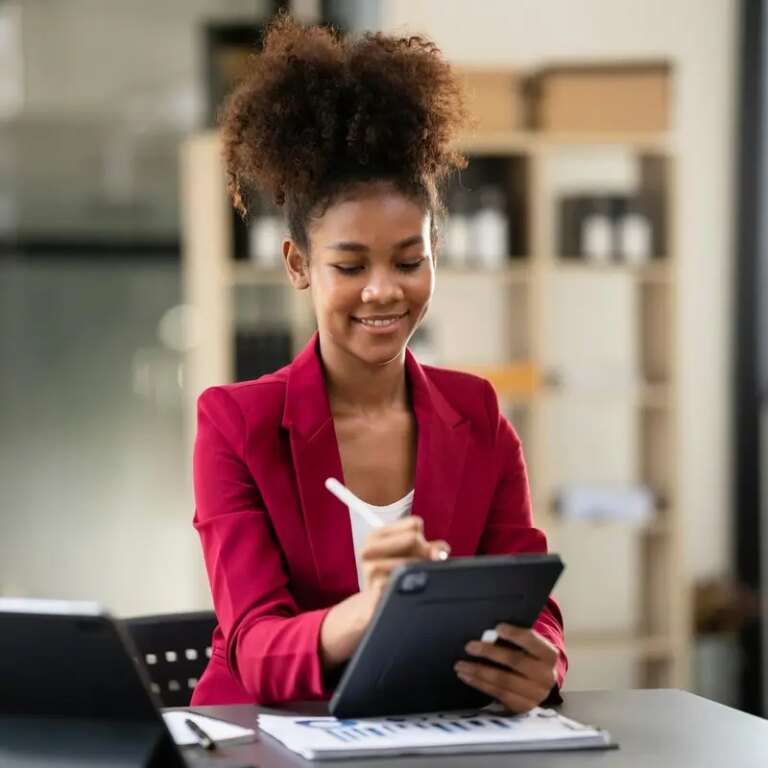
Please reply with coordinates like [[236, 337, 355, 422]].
[[328, 553, 564, 718]]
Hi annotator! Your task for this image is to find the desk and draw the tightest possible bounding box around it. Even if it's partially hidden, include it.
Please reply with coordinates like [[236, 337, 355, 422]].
[[184, 689, 768, 767]]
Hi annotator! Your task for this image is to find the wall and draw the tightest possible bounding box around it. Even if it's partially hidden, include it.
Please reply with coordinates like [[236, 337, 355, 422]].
[[381, 0, 738, 582]]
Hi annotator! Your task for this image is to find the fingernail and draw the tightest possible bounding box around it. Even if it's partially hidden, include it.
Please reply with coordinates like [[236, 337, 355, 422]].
[[437, 548, 449, 561], [465, 641, 479, 655], [454, 662, 468, 673]]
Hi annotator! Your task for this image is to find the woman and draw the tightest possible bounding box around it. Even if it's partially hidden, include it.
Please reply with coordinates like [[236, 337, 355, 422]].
[[191, 15, 566, 712]]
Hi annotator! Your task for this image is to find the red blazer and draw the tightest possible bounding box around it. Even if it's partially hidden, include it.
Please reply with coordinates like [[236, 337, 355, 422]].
[[191, 334, 567, 706]]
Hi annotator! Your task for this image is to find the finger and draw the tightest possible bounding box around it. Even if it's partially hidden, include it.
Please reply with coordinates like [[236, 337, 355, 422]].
[[455, 661, 550, 709], [428, 540, 451, 561], [362, 557, 420, 584], [464, 639, 527, 672], [495, 624, 559, 664], [361, 531, 430, 560], [454, 665, 539, 714], [464, 640, 556, 688], [374, 515, 424, 538]]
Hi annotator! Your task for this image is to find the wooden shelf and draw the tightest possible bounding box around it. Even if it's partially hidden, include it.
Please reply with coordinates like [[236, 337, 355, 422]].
[[231, 261, 533, 285], [539, 383, 671, 409], [551, 260, 673, 283], [230, 263, 287, 286], [181, 67, 687, 692], [457, 130, 670, 155], [438, 264, 532, 282], [566, 632, 674, 660]]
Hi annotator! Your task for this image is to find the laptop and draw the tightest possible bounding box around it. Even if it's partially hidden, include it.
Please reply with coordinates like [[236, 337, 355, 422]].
[[0, 598, 254, 768]]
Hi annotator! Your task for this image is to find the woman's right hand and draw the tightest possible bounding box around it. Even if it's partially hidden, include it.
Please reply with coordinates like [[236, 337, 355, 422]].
[[319, 516, 449, 673], [360, 516, 450, 597]]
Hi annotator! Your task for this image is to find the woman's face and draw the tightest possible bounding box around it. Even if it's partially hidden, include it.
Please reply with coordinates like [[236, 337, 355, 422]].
[[286, 185, 434, 369]]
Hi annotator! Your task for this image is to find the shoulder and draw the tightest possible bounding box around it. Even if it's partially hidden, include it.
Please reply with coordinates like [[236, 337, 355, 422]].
[[196, 366, 290, 436], [420, 364, 499, 422]]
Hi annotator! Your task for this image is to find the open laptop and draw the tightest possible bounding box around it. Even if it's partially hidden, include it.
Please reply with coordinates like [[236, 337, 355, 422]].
[[0, 598, 254, 768]]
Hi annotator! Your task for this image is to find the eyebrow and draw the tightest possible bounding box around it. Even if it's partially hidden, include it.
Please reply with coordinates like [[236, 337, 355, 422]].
[[326, 235, 424, 253]]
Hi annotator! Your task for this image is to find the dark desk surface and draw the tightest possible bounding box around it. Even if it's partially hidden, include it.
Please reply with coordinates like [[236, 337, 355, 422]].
[[183, 689, 768, 767]]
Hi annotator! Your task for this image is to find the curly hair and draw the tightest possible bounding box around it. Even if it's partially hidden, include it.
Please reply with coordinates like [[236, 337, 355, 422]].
[[219, 13, 470, 253]]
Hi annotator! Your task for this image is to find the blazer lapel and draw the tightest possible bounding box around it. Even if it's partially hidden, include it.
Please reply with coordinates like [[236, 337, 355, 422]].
[[282, 336, 358, 594], [407, 350, 470, 543], [282, 336, 469, 592]]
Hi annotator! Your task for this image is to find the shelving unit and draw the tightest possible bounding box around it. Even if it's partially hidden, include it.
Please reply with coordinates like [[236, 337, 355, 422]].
[[181, 99, 689, 691]]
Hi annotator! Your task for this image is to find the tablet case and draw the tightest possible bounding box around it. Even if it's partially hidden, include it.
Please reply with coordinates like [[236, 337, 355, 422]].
[[329, 553, 564, 718]]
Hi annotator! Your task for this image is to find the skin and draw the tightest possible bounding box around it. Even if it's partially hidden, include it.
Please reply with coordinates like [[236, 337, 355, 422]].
[[282, 182, 558, 712]]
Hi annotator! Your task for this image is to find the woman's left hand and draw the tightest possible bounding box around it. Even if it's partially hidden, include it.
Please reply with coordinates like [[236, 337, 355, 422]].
[[454, 624, 559, 714]]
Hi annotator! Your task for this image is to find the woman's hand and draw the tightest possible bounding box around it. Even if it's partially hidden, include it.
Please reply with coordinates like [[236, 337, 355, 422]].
[[360, 515, 450, 596], [454, 624, 559, 713], [319, 516, 449, 673]]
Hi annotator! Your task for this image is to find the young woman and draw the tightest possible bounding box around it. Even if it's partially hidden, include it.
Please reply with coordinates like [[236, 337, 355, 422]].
[[191, 15, 566, 713]]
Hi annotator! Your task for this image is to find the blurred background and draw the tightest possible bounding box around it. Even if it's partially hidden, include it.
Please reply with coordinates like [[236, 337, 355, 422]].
[[1, 0, 766, 716]]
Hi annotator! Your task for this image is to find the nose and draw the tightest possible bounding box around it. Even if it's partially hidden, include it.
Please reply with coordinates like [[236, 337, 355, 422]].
[[361, 267, 404, 304]]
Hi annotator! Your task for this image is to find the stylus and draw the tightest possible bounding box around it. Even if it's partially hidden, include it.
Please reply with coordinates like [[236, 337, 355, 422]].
[[324, 477, 385, 528]]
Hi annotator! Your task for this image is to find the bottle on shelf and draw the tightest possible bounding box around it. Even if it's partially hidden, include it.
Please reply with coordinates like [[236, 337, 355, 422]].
[[472, 185, 509, 269], [580, 196, 614, 264], [444, 187, 472, 267], [617, 197, 653, 266], [248, 204, 285, 267]]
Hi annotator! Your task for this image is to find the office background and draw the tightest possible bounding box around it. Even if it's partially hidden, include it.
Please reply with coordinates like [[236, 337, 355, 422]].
[[0, 0, 763, 715]]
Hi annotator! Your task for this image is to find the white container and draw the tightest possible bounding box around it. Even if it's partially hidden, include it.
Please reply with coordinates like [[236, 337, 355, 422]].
[[617, 210, 652, 265], [249, 215, 284, 267], [581, 210, 613, 264], [472, 187, 509, 269], [444, 213, 471, 266]]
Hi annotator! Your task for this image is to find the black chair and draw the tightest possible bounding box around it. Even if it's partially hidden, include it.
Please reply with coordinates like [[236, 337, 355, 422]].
[[123, 611, 217, 707]]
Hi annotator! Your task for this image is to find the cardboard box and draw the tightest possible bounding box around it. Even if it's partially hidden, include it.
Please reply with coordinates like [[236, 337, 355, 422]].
[[525, 63, 671, 133], [458, 68, 521, 132]]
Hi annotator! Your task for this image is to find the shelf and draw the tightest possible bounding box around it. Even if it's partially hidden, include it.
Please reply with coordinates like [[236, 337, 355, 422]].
[[457, 130, 670, 155], [438, 264, 532, 282], [552, 260, 673, 283], [232, 262, 533, 285], [540, 383, 671, 409], [230, 263, 287, 286], [547, 514, 670, 537], [566, 632, 674, 660]]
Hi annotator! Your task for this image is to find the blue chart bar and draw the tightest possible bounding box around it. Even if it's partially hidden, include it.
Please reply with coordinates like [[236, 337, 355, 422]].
[[366, 728, 384, 736], [490, 718, 511, 728], [431, 723, 454, 732], [447, 721, 470, 730]]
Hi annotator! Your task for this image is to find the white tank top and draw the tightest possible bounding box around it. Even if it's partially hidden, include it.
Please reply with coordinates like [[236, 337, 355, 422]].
[[349, 490, 414, 589]]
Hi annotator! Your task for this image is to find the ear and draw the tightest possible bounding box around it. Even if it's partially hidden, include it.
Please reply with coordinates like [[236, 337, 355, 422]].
[[283, 238, 310, 290]]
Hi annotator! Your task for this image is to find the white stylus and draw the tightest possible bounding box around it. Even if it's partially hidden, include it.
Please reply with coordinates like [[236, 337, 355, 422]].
[[324, 477, 385, 528]]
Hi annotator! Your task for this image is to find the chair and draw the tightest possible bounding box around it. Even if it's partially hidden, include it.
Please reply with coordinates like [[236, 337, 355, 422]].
[[123, 611, 217, 707]]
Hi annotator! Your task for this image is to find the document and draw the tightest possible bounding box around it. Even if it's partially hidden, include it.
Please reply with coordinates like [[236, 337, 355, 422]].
[[162, 711, 255, 747], [258, 706, 613, 760]]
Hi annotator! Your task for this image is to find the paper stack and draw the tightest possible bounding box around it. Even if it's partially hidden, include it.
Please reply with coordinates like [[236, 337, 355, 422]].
[[258, 707, 612, 760]]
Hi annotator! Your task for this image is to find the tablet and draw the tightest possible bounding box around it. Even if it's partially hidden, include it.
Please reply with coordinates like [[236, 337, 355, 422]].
[[328, 553, 564, 718]]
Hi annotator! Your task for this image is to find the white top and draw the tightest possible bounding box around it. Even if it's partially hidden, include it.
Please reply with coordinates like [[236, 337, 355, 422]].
[[349, 490, 414, 589]]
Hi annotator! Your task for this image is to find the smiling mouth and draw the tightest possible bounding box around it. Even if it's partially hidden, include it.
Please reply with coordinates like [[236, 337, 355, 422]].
[[353, 313, 407, 328]]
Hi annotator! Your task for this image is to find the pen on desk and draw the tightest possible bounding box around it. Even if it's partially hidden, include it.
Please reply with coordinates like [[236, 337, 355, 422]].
[[324, 477, 385, 528], [184, 718, 217, 751]]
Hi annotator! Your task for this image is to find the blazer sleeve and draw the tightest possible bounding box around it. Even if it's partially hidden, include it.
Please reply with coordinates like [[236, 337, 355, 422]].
[[477, 381, 568, 692], [193, 386, 334, 705]]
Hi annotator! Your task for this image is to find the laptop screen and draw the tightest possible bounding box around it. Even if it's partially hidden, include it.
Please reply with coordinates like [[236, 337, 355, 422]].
[[0, 600, 185, 767]]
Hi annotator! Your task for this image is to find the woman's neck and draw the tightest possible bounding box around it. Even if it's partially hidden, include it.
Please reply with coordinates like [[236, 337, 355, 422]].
[[320, 338, 409, 417]]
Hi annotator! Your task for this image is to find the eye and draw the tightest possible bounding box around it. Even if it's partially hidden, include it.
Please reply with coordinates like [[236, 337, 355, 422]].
[[333, 264, 364, 275], [397, 258, 425, 272]]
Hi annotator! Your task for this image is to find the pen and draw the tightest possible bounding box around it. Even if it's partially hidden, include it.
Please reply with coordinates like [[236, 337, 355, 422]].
[[324, 477, 385, 528], [184, 717, 217, 751]]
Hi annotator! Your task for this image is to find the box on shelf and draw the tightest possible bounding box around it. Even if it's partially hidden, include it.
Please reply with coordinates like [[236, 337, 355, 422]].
[[524, 62, 671, 133], [458, 68, 521, 132]]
